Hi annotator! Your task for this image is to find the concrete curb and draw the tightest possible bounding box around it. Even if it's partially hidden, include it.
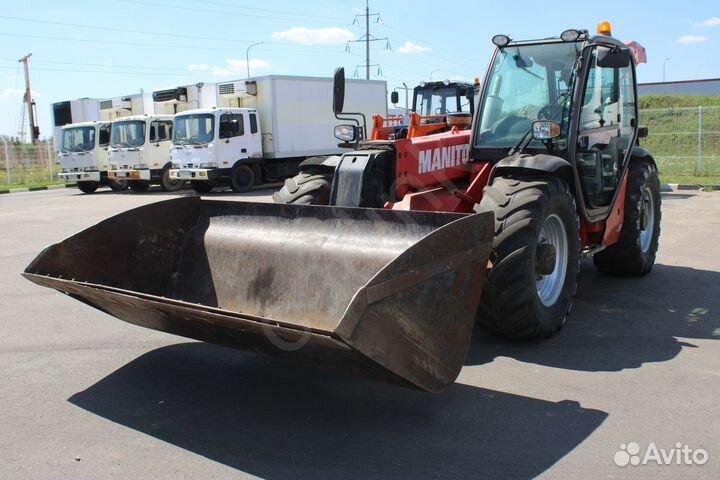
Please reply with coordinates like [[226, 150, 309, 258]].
[[0, 184, 76, 195], [662, 183, 719, 192]]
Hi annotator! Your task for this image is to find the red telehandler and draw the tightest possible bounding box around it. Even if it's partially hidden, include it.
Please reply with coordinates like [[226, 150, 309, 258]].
[[24, 23, 659, 393]]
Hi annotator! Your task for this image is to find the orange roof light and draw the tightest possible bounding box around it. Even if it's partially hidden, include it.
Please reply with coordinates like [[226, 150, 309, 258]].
[[597, 21, 612, 36]]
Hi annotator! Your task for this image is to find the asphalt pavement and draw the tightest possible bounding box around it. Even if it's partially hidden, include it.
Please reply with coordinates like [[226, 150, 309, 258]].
[[1, 185, 718, 479]]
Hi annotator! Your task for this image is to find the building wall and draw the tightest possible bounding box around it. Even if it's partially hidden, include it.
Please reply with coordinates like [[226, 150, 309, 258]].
[[638, 79, 720, 96]]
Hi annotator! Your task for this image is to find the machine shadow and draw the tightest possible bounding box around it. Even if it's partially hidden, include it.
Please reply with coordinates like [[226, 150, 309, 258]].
[[69, 342, 607, 480], [467, 262, 720, 371]]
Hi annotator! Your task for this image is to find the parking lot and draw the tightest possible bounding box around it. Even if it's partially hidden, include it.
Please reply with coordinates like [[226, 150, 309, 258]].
[[1, 186, 719, 479]]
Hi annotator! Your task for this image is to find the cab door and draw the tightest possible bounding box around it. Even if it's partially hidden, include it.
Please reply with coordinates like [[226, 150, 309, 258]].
[[148, 119, 173, 169], [217, 112, 247, 169], [575, 46, 636, 213]]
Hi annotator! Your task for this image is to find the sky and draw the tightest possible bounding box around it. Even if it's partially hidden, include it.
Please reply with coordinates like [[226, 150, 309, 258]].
[[1, 0, 718, 141]]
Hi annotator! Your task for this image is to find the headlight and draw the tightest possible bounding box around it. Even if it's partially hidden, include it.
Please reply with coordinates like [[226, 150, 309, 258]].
[[532, 120, 561, 140], [199, 162, 218, 168], [334, 124, 357, 142]]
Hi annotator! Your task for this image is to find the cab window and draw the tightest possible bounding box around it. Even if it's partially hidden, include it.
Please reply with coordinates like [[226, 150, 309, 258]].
[[220, 113, 244, 138]]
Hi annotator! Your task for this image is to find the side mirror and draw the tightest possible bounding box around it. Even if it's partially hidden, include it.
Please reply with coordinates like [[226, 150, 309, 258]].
[[390, 91, 399, 104], [532, 120, 561, 140], [637, 126, 649, 138], [597, 47, 631, 68], [333, 67, 345, 114]]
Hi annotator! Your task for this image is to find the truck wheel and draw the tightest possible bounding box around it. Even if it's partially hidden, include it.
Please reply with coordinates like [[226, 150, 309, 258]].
[[477, 176, 580, 339], [160, 168, 183, 192], [191, 181, 213, 193], [593, 161, 661, 276], [272, 168, 333, 205], [77, 182, 99, 194], [109, 179, 128, 192], [129, 181, 150, 192], [230, 165, 255, 193]]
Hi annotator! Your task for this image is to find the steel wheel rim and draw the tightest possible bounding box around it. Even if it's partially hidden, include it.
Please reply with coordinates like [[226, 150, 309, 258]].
[[639, 187, 654, 253], [536, 214, 568, 307]]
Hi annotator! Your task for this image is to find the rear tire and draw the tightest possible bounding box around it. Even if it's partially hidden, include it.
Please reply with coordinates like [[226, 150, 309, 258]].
[[477, 176, 580, 339], [230, 164, 255, 193], [109, 179, 128, 192], [191, 181, 213, 194], [77, 182, 99, 194], [273, 168, 333, 205], [593, 161, 661, 276], [160, 167, 183, 192], [129, 181, 150, 192]]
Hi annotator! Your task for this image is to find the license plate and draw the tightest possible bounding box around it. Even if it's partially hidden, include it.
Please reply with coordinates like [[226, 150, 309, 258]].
[[178, 170, 192, 178], [116, 172, 127, 178]]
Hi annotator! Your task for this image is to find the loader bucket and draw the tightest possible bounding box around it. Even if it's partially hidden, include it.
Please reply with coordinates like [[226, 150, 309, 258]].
[[23, 197, 493, 392]]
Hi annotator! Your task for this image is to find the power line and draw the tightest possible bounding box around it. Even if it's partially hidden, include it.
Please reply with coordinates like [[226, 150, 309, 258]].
[[120, 0, 350, 26], [192, 0, 346, 22], [346, 0, 390, 80]]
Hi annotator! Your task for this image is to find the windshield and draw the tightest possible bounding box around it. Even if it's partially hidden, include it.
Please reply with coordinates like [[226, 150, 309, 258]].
[[414, 86, 468, 116], [61, 126, 95, 153], [474, 41, 581, 150], [111, 120, 146, 147], [173, 114, 215, 145]]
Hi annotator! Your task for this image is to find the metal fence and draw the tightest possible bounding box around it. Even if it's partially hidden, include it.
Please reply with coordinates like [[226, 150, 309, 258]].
[[0, 139, 58, 188], [639, 105, 720, 181]]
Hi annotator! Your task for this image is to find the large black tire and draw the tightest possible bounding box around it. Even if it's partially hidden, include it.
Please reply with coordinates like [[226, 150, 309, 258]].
[[160, 167, 183, 192], [129, 181, 150, 192], [190, 181, 213, 193], [477, 176, 580, 339], [77, 182, 99, 194], [109, 179, 128, 192], [230, 164, 255, 193], [272, 168, 333, 205], [593, 161, 661, 276]]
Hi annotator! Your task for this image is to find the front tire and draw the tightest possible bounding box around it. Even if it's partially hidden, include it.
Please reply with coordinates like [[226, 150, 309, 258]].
[[230, 165, 255, 193], [477, 176, 580, 339], [109, 179, 128, 192], [272, 168, 333, 205], [160, 167, 183, 192], [593, 161, 661, 276], [129, 181, 150, 192], [77, 182, 99, 194], [191, 181, 213, 193]]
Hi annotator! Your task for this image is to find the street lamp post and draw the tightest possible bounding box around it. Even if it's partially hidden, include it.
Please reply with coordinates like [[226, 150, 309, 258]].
[[663, 58, 671, 82], [430, 69, 441, 81], [246, 42, 263, 78]]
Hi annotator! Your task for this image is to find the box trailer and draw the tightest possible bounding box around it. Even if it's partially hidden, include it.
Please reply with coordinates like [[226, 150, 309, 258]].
[[51, 99, 100, 144], [153, 82, 217, 114]]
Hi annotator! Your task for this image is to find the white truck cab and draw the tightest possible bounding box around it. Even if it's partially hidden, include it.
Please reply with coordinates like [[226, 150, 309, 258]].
[[57, 121, 128, 194], [169, 108, 262, 192], [107, 114, 181, 192]]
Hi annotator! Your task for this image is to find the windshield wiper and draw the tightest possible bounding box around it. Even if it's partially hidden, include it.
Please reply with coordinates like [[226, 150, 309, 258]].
[[514, 49, 543, 80]]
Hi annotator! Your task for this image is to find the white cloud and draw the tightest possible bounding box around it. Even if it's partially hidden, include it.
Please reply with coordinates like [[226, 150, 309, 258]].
[[0, 88, 25, 101], [677, 35, 707, 44], [694, 17, 720, 27], [187, 64, 209, 71], [396, 41, 431, 54], [209, 58, 272, 77], [271, 27, 354, 45]]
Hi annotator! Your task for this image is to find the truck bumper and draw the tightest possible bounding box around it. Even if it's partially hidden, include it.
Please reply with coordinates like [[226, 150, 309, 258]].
[[108, 169, 151, 181], [59, 171, 101, 182], [169, 168, 220, 181]]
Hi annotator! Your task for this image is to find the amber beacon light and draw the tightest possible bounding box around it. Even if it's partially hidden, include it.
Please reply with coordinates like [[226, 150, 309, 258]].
[[597, 21, 612, 36]]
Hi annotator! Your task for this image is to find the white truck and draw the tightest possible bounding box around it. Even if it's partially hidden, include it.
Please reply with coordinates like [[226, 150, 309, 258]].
[[169, 75, 386, 193], [57, 121, 129, 193], [106, 114, 178, 192]]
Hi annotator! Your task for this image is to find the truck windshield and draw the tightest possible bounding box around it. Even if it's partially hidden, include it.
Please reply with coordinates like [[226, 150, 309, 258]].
[[414, 86, 465, 116], [111, 121, 146, 148], [61, 126, 95, 153], [474, 41, 581, 151], [173, 114, 215, 145]]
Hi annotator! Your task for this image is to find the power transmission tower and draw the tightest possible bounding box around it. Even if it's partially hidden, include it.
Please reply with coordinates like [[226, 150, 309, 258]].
[[346, 0, 389, 79], [19, 53, 39, 144]]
